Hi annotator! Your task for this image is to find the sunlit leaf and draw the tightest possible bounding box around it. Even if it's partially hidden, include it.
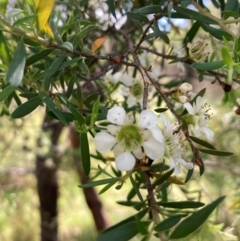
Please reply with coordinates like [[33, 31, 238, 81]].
[[169, 196, 225, 239], [222, 47, 233, 67], [35, 0, 55, 32], [92, 37, 106, 54], [0, 31, 11, 65], [0, 85, 15, 102]]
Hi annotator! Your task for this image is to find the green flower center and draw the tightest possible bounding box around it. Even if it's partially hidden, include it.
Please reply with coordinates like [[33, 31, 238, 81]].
[[131, 82, 143, 99], [117, 124, 143, 150]]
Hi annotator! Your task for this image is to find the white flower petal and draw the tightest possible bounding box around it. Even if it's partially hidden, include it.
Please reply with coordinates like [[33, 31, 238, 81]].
[[125, 112, 134, 124], [140, 110, 158, 129], [94, 132, 116, 153], [112, 72, 123, 83], [121, 73, 134, 87], [127, 95, 136, 107], [107, 124, 120, 136], [169, 157, 181, 174], [132, 147, 144, 159], [184, 102, 195, 115], [160, 114, 171, 132], [176, 158, 194, 170], [201, 127, 214, 140], [150, 127, 164, 143], [115, 152, 136, 171], [107, 106, 126, 125], [113, 143, 125, 156], [143, 138, 165, 160], [195, 96, 204, 112]]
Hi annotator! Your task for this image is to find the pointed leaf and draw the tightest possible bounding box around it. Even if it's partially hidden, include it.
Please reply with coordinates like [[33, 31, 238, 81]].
[[0, 85, 15, 102], [158, 201, 205, 209], [39, 91, 67, 125], [6, 39, 26, 87], [78, 177, 121, 188], [222, 47, 233, 67], [0, 31, 11, 65], [106, 0, 116, 19], [169, 196, 225, 239], [90, 95, 100, 128], [153, 168, 174, 186], [26, 48, 53, 66], [136, 5, 162, 14], [154, 22, 169, 44], [199, 148, 233, 156], [174, 6, 217, 24], [80, 133, 91, 176], [154, 108, 168, 113], [92, 37, 106, 54], [126, 12, 149, 23], [189, 136, 216, 149], [191, 60, 225, 71], [154, 215, 183, 232], [44, 55, 65, 79], [11, 96, 42, 118]]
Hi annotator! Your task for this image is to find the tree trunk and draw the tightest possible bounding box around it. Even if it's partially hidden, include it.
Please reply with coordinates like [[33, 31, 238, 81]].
[[69, 124, 109, 232], [36, 119, 64, 241]]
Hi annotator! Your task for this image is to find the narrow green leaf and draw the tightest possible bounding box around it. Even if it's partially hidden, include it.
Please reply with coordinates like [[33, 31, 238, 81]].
[[154, 22, 169, 44], [90, 95, 100, 128], [222, 47, 233, 67], [174, 6, 217, 24], [80, 133, 91, 176], [106, 0, 116, 19], [225, 0, 238, 14], [153, 168, 174, 186], [98, 165, 113, 178], [75, 25, 98, 42], [183, 22, 200, 44], [199, 149, 233, 156], [39, 91, 68, 126], [191, 60, 225, 71], [44, 55, 65, 79], [11, 96, 42, 118], [154, 215, 183, 232], [189, 136, 216, 149], [136, 5, 162, 14], [169, 196, 225, 239], [6, 39, 26, 87], [57, 94, 85, 125], [0, 0, 8, 15], [59, 56, 82, 70], [185, 154, 195, 183], [99, 209, 147, 241], [79, 58, 89, 76], [78, 177, 121, 188], [201, 23, 233, 41], [0, 85, 15, 102], [130, 174, 144, 202], [158, 201, 205, 209], [127, 12, 149, 23], [0, 31, 11, 65], [13, 15, 37, 26], [99, 182, 116, 195], [25, 48, 53, 66], [154, 108, 168, 113], [48, 111, 74, 122]]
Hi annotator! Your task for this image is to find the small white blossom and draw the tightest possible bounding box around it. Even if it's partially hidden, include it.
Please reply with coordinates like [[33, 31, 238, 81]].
[[184, 96, 214, 140], [161, 114, 193, 174], [94, 106, 165, 171]]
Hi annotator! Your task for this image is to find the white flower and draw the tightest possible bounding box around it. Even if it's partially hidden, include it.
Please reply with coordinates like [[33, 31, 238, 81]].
[[184, 96, 214, 140], [94, 106, 165, 171], [161, 114, 193, 175]]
